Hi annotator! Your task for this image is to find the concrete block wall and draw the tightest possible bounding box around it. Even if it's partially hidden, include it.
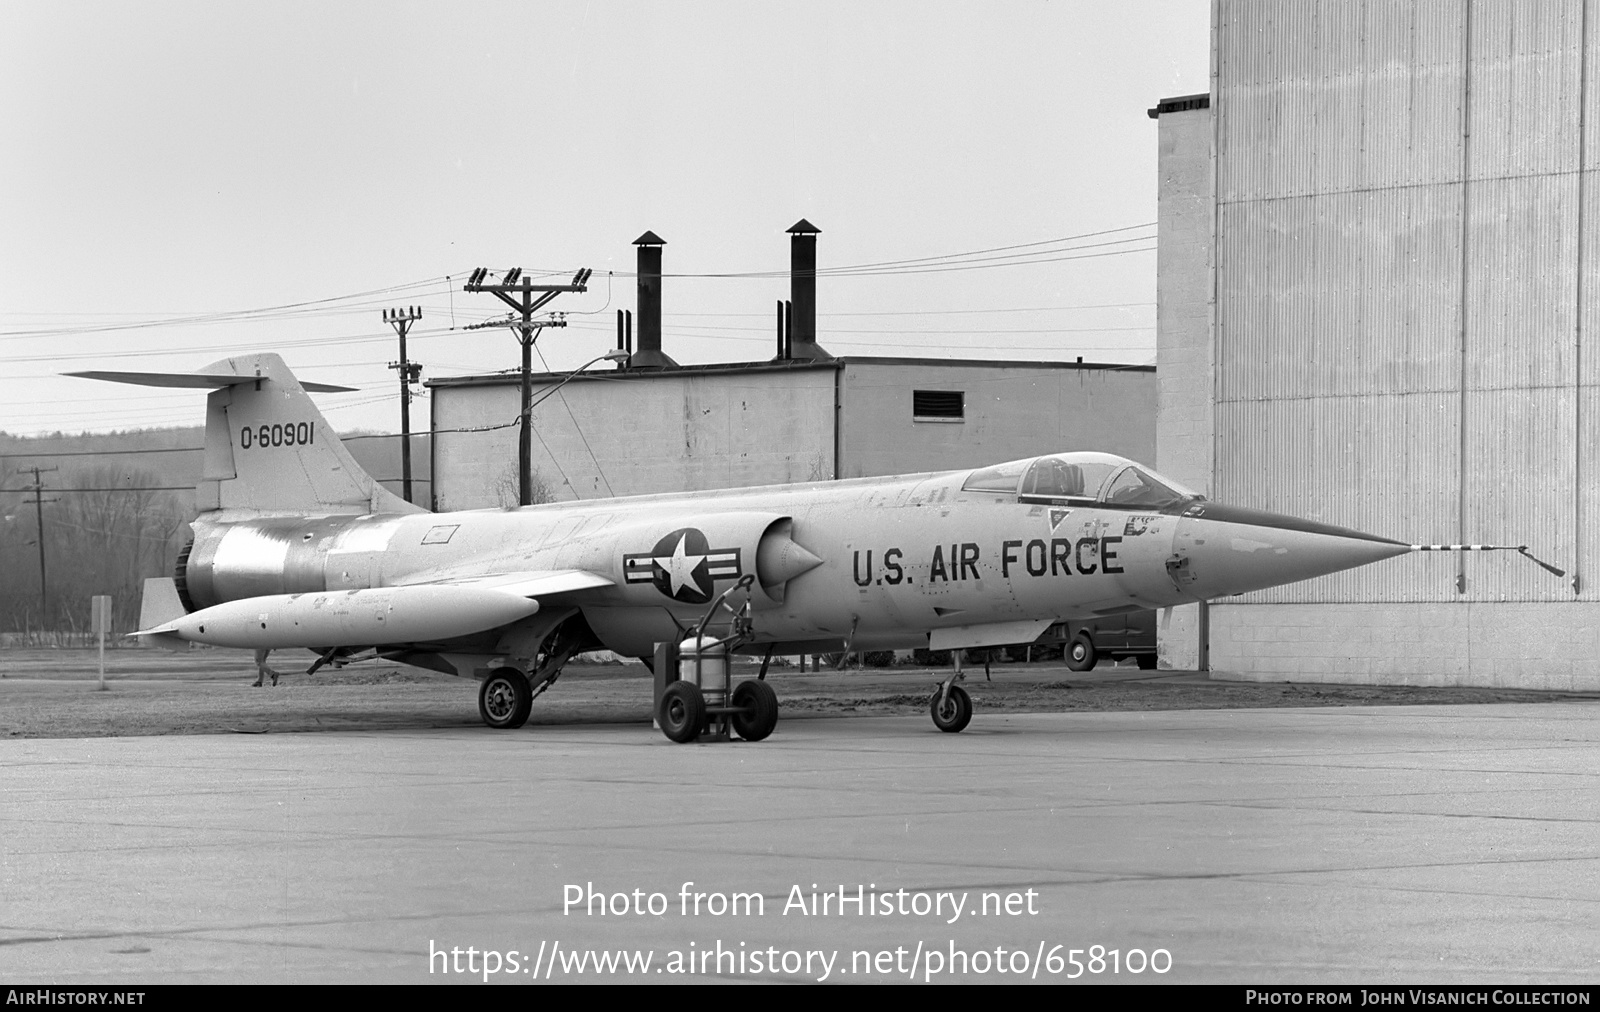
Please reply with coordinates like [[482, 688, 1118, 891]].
[[1153, 100, 1214, 671]]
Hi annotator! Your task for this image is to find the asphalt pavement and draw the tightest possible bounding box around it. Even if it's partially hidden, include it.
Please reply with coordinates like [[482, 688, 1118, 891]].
[[2, 702, 1596, 983]]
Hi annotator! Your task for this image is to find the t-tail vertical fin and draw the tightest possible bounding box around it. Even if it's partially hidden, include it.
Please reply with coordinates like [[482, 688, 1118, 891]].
[[67, 353, 425, 517]]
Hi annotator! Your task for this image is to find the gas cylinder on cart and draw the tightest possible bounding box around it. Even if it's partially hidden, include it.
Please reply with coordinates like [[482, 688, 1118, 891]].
[[678, 635, 732, 708]]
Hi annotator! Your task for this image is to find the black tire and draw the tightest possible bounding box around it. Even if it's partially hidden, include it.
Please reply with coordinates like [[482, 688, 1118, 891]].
[[1136, 654, 1158, 670], [1065, 635, 1098, 672], [658, 681, 707, 743], [730, 679, 779, 741], [479, 668, 533, 729], [929, 684, 972, 733]]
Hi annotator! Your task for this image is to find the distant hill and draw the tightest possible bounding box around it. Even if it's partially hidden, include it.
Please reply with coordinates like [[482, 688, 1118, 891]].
[[0, 427, 431, 634], [0, 427, 432, 505]]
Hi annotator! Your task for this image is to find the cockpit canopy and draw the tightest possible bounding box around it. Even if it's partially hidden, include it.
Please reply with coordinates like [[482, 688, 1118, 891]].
[[961, 452, 1202, 509]]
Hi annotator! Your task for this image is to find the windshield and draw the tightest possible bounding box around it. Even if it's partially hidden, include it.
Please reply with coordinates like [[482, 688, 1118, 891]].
[[1101, 465, 1191, 509]]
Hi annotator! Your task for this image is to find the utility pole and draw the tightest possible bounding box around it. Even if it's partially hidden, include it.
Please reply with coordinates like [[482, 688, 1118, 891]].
[[463, 267, 592, 505], [382, 306, 423, 505], [21, 466, 58, 626]]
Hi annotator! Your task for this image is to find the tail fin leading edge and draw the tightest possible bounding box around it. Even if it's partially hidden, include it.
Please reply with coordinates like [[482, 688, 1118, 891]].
[[68, 353, 424, 517]]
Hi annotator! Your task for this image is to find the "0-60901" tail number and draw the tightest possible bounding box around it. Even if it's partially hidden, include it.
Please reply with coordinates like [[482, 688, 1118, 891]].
[[240, 422, 314, 449]]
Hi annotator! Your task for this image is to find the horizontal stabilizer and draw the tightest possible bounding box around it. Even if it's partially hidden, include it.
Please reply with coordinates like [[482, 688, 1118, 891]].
[[66, 369, 355, 393], [67, 353, 418, 516]]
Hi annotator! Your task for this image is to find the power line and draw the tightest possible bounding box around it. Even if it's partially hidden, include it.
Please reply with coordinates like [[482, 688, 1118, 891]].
[[462, 266, 593, 506], [0, 431, 422, 458], [0, 274, 462, 341], [663, 302, 1155, 318], [0, 329, 400, 364], [0, 445, 203, 459], [522, 237, 1155, 281], [536, 345, 613, 498], [794, 223, 1155, 273], [607, 322, 1155, 335], [817, 243, 1156, 278], [519, 223, 1156, 280], [1, 224, 1158, 345], [2, 486, 192, 493]]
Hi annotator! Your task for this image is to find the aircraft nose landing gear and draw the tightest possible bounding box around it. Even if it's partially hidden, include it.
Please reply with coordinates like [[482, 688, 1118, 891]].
[[930, 683, 972, 733], [929, 653, 973, 733]]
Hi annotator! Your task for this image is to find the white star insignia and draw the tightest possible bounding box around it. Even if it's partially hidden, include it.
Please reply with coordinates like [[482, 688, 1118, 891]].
[[654, 533, 708, 596]]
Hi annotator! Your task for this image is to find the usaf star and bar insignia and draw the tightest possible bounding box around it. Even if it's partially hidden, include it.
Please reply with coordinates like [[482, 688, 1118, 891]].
[[622, 528, 743, 604]]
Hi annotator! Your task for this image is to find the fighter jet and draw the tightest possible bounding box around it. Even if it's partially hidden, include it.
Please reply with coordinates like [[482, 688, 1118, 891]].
[[77, 353, 1421, 739]]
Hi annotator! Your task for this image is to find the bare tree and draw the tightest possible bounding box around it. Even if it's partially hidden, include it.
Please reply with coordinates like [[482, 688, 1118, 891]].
[[494, 463, 555, 508], [9, 466, 192, 633]]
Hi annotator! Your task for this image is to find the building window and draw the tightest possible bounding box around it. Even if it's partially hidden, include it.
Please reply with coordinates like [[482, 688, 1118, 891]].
[[913, 390, 964, 422]]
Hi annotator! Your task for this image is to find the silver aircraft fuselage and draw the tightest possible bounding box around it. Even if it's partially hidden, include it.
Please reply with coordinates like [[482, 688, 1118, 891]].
[[164, 451, 1410, 664]]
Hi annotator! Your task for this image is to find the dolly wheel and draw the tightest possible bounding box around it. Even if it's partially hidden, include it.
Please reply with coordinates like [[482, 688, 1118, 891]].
[[731, 680, 778, 741], [659, 682, 707, 743]]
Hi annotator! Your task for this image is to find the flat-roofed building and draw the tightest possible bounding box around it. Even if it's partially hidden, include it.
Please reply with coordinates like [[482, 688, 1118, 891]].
[[427, 357, 1155, 510]]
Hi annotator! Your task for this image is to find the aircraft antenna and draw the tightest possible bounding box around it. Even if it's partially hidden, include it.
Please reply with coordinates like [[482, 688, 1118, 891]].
[[1409, 544, 1566, 578]]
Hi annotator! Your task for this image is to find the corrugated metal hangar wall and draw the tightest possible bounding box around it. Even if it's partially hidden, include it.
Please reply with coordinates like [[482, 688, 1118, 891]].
[[1155, 1, 1600, 689]]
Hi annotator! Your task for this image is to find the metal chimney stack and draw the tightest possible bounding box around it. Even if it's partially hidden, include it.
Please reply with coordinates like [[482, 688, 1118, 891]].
[[631, 230, 677, 368], [785, 219, 832, 361]]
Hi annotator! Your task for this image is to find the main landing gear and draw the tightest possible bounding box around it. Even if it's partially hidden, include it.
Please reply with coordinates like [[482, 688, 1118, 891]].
[[478, 627, 582, 730], [479, 669, 532, 729]]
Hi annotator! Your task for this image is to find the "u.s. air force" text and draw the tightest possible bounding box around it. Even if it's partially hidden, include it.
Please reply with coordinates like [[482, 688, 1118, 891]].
[[853, 538, 1124, 586]]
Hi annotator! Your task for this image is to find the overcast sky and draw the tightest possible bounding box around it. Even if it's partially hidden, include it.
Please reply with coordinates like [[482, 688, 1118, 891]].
[[0, 1, 1208, 437]]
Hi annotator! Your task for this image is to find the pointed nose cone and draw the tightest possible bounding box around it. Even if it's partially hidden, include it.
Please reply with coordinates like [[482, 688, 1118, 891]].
[[756, 533, 824, 590], [1168, 503, 1410, 599]]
